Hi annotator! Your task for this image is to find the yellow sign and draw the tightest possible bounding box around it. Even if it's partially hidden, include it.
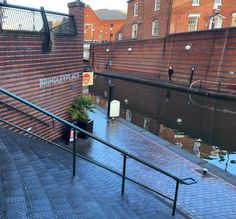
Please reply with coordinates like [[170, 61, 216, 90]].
[[82, 72, 94, 86]]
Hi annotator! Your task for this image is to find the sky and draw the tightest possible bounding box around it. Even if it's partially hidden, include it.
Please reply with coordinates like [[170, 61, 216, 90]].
[[7, 0, 128, 13]]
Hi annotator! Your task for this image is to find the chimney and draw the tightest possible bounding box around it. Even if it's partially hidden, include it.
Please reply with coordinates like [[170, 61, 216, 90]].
[[68, 1, 85, 40]]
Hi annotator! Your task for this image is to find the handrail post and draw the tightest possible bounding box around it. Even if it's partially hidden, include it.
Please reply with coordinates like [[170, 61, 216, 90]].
[[72, 128, 76, 177], [199, 80, 202, 90], [218, 81, 221, 93], [121, 154, 127, 195], [172, 181, 180, 216]]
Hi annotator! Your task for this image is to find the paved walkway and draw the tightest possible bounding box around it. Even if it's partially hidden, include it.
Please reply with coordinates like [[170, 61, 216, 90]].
[[0, 127, 185, 219], [61, 108, 236, 219], [96, 71, 236, 101]]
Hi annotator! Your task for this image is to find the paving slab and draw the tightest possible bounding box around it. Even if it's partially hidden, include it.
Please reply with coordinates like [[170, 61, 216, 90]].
[[0, 126, 185, 219], [59, 108, 236, 219]]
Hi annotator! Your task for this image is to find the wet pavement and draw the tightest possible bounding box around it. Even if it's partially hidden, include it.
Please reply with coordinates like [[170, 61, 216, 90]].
[[0, 126, 185, 219], [60, 107, 236, 219], [1, 106, 236, 218], [96, 71, 236, 101]]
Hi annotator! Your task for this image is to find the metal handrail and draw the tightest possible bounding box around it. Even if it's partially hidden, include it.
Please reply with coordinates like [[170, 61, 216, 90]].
[[0, 3, 71, 17], [0, 87, 197, 216], [190, 80, 236, 93], [0, 100, 51, 126]]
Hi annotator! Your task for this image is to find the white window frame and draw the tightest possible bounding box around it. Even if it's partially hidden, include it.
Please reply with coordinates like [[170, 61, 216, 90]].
[[154, 0, 160, 11], [152, 20, 159, 36], [209, 14, 224, 29], [214, 0, 222, 6], [192, 0, 200, 6], [188, 14, 200, 32], [131, 23, 138, 38], [118, 32, 123, 41], [133, 2, 138, 16], [232, 13, 236, 27]]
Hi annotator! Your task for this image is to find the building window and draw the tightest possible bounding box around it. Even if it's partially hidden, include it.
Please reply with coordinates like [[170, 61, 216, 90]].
[[84, 24, 92, 30], [134, 2, 138, 16], [152, 20, 159, 36], [232, 13, 236, 27], [154, 0, 160, 11], [132, 23, 138, 38], [192, 0, 200, 6], [214, 0, 222, 6], [188, 14, 200, 31], [118, 32, 123, 41], [209, 15, 224, 29]]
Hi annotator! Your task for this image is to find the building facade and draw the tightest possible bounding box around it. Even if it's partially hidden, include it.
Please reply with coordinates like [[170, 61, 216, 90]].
[[170, 0, 236, 33], [118, 0, 236, 41], [117, 0, 172, 40], [84, 5, 126, 43]]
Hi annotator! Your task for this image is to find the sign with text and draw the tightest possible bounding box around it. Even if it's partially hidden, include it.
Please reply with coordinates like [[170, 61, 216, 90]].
[[39, 72, 80, 87], [82, 72, 94, 86]]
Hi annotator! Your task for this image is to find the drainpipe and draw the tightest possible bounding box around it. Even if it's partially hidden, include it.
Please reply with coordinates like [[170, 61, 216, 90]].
[[216, 28, 229, 82], [163, 0, 173, 56]]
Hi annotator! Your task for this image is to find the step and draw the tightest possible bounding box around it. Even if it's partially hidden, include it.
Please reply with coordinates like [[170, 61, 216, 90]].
[[0, 127, 185, 218]]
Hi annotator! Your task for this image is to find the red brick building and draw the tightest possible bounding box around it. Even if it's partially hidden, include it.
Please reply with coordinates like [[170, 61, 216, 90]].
[[170, 0, 236, 33], [118, 0, 236, 41], [84, 5, 126, 43]]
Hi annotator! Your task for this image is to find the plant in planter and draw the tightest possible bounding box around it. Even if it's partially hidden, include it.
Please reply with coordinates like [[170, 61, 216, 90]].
[[67, 95, 96, 139]]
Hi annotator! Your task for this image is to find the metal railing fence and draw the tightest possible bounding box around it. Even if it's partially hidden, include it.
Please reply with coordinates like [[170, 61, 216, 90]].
[[0, 3, 76, 34], [190, 80, 236, 94], [0, 87, 197, 216]]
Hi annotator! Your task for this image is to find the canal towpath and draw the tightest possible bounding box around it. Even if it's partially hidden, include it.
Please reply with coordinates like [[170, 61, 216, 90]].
[[95, 70, 236, 101], [59, 107, 236, 219]]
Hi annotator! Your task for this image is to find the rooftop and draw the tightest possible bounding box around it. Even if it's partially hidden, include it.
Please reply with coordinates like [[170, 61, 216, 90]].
[[95, 9, 127, 20]]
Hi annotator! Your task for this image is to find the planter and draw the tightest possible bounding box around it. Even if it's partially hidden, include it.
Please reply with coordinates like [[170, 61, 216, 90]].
[[77, 120, 93, 139]]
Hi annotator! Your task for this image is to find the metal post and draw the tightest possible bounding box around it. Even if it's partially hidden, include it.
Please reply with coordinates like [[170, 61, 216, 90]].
[[199, 80, 202, 90], [172, 181, 180, 216], [218, 81, 221, 93], [121, 154, 127, 195], [40, 7, 51, 53], [72, 128, 76, 177], [107, 79, 113, 119], [189, 66, 195, 83]]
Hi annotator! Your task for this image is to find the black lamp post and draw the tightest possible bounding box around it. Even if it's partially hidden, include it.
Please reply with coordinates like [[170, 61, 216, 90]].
[[107, 79, 114, 119], [189, 66, 196, 84]]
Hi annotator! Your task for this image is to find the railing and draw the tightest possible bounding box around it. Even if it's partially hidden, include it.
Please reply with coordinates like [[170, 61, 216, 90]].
[[0, 88, 197, 216], [0, 100, 52, 127], [188, 94, 236, 115], [190, 80, 236, 94], [0, 3, 77, 52]]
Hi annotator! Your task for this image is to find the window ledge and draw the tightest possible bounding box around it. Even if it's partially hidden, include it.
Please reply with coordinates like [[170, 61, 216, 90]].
[[192, 4, 200, 6]]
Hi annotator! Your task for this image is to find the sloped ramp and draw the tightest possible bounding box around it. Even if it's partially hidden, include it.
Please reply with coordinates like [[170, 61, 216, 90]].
[[0, 128, 185, 219]]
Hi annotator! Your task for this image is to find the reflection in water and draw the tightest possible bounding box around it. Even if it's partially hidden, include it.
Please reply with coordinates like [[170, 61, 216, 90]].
[[90, 76, 236, 175]]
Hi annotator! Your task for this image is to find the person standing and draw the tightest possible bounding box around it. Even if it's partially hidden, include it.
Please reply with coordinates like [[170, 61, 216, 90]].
[[168, 66, 174, 81]]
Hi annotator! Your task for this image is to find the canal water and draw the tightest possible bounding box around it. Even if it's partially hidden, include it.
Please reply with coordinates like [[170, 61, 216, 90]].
[[89, 75, 236, 175]]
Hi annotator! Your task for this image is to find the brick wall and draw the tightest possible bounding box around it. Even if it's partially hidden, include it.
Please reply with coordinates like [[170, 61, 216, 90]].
[[0, 1, 84, 140], [84, 5, 125, 42], [121, 0, 171, 40], [171, 0, 236, 33], [91, 27, 236, 86], [120, 0, 236, 40]]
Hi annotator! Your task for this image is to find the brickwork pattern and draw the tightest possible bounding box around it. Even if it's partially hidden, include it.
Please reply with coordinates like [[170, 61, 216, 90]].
[[0, 2, 85, 140], [91, 28, 236, 86]]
